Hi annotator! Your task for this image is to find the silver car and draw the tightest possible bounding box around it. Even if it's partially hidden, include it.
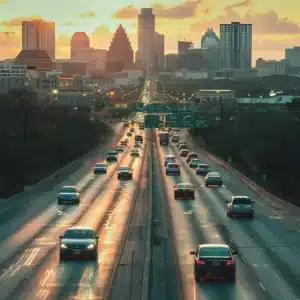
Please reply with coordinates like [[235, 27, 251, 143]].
[[204, 172, 222, 187], [59, 226, 99, 260], [57, 186, 80, 204], [93, 163, 107, 174], [164, 155, 176, 167], [226, 196, 254, 218]]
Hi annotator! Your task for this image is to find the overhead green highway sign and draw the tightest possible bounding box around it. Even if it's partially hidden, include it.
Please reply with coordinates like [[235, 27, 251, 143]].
[[144, 102, 169, 113], [165, 113, 179, 127], [144, 114, 160, 128], [135, 102, 144, 112]]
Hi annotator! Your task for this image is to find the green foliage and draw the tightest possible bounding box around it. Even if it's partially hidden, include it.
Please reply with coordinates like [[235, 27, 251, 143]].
[[193, 111, 300, 201], [0, 89, 111, 197]]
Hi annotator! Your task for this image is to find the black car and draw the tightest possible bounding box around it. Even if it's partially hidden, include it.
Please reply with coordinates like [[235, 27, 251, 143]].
[[59, 226, 99, 260], [117, 167, 133, 180], [190, 244, 237, 281], [187, 153, 198, 163], [179, 149, 190, 157], [174, 183, 195, 200], [93, 163, 107, 174], [127, 132, 132, 137], [135, 134, 143, 143]]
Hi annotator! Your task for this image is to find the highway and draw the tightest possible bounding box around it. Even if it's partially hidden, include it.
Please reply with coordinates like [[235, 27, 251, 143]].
[[1, 79, 300, 300], [0, 122, 148, 300], [156, 128, 300, 300]]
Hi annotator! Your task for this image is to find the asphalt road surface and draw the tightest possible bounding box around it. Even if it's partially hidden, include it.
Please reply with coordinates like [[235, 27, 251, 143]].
[[0, 123, 147, 300], [156, 129, 300, 300]]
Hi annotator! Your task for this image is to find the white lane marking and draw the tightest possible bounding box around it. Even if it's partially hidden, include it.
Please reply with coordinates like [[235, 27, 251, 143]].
[[258, 282, 266, 291], [56, 208, 65, 215], [252, 264, 269, 268], [183, 210, 194, 215]]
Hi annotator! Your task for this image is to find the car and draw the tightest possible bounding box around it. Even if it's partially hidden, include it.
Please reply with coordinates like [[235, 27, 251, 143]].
[[177, 142, 187, 149], [190, 244, 237, 281], [93, 163, 107, 174], [117, 167, 133, 180], [179, 149, 190, 157], [120, 140, 128, 146], [179, 144, 188, 151], [226, 196, 254, 218], [204, 172, 222, 187], [189, 159, 201, 168], [58, 186, 80, 204], [59, 226, 99, 260], [171, 135, 180, 143], [124, 122, 129, 127], [173, 183, 195, 200], [187, 153, 198, 163], [134, 142, 141, 148], [196, 164, 210, 175], [115, 146, 124, 152], [130, 148, 140, 157], [135, 134, 143, 143], [166, 163, 180, 175], [106, 150, 118, 162], [130, 127, 135, 132], [164, 155, 176, 167], [124, 138, 129, 143], [173, 128, 181, 132], [127, 132, 132, 137]]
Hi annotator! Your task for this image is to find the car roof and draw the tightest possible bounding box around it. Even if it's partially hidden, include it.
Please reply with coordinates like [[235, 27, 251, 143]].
[[66, 226, 94, 231], [232, 195, 250, 199], [207, 172, 220, 176], [131, 148, 139, 151], [188, 152, 197, 155], [167, 162, 179, 166], [198, 164, 209, 167], [62, 185, 76, 189], [177, 182, 193, 187], [95, 163, 106, 166], [165, 155, 175, 158], [119, 167, 131, 170], [180, 149, 189, 152], [198, 244, 230, 249]]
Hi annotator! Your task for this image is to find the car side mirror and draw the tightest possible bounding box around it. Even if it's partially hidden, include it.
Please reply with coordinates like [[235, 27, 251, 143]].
[[252, 200, 255, 204], [59, 235, 63, 239], [232, 250, 238, 255], [190, 250, 196, 255]]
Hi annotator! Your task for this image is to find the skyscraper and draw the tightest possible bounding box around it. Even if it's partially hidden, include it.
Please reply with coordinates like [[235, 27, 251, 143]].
[[22, 20, 55, 60], [220, 22, 252, 69], [70, 32, 90, 60], [138, 8, 155, 73], [106, 25, 134, 72], [154, 32, 165, 70], [178, 41, 193, 55]]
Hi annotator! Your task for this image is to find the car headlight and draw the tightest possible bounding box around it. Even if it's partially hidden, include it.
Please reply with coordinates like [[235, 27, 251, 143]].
[[87, 243, 95, 249], [61, 243, 68, 249]]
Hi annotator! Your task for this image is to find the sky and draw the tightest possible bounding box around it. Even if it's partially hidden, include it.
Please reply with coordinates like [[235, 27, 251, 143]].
[[1, 0, 300, 63]]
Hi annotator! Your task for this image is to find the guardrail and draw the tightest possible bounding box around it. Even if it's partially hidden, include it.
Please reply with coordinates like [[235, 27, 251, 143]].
[[186, 132, 300, 214], [1, 126, 124, 203]]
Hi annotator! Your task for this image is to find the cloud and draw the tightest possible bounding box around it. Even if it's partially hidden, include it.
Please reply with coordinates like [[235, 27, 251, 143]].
[[226, 0, 252, 10], [112, 5, 138, 19], [62, 21, 73, 26], [79, 11, 96, 18], [113, 0, 202, 19], [0, 0, 9, 4], [0, 16, 43, 27], [191, 9, 300, 35]]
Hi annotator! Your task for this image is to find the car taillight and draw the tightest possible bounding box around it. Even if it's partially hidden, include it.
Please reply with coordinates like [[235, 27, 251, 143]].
[[196, 260, 205, 265], [225, 259, 234, 265]]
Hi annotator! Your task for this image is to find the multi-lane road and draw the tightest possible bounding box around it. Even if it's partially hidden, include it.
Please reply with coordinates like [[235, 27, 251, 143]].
[[1, 81, 300, 300]]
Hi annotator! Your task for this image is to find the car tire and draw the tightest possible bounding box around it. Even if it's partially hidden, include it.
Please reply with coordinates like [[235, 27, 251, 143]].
[[75, 200, 80, 205], [227, 212, 233, 218], [58, 199, 62, 205], [117, 175, 120, 180], [219, 183, 222, 187], [174, 194, 177, 200], [91, 253, 98, 261], [249, 214, 254, 219], [205, 183, 208, 187], [166, 171, 169, 175]]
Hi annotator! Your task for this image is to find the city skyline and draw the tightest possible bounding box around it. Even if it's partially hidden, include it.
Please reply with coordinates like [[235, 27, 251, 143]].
[[0, 0, 300, 61]]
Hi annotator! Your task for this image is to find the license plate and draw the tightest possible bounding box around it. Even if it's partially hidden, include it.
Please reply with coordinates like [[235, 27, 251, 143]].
[[73, 250, 81, 254], [212, 261, 220, 266]]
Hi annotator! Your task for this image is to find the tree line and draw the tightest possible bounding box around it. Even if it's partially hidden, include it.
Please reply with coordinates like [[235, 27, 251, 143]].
[[0, 89, 112, 197]]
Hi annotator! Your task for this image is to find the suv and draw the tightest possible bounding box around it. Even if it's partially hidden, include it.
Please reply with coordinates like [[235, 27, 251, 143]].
[[226, 196, 254, 218]]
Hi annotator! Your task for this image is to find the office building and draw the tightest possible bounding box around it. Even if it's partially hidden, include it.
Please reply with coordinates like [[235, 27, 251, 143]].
[[106, 25, 134, 73], [256, 58, 289, 76], [154, 32, 165, 70], [220, 22, 252, 69], [70, 32, 90, 60], [165, 54, 180, 71], [22, 20, 55, 60], [178, 41, 193, 54], [285, 47, 300, 67], [138, 8, 155, 73]]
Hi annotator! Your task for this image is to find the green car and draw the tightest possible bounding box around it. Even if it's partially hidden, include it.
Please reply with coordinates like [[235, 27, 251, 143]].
[[189, 159, 201, 168]]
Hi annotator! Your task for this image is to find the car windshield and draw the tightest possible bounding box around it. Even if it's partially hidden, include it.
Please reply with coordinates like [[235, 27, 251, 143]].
[[208, 172, 220, 177], [64, 229, 94, 239], [191, 160, 201, 164], [119, 167, 130, 171], [198, 164, 209, 168], [169, 163, 179, 168], [199, 247, 231, 257], [95, 164, 105, 168], [177, 183, 193, 188], [61, 187, 77, 193], [189, 154, 198, 157], [107, 151, 117, 155], [233, 198, 252, 205]]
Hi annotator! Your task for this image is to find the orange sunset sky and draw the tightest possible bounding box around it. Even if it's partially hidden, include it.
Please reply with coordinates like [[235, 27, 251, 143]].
[[0, 0, 300, 63]]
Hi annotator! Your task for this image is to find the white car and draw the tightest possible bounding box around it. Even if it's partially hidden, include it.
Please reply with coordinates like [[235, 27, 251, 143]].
[[204, 172, 223, 187], [58, 186, 80, 204]]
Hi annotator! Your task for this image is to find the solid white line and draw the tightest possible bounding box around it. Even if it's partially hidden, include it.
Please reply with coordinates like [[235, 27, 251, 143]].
[[258, 282, 266, 291]]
